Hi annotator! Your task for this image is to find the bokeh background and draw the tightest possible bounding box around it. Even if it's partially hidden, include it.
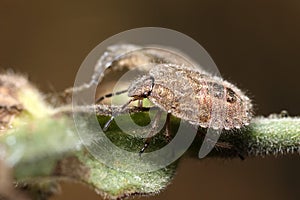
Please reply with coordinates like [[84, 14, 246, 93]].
[[1, 0, 300, 199]]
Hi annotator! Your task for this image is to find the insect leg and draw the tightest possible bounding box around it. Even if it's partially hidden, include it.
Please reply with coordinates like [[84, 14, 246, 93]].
[[103, 97, 137, 131], [214, 141, 245, 160], [137, 100, 143, 108], [164, 113, 172, 142], [139, 110, 163, 155], [197, 130, 244, 160]]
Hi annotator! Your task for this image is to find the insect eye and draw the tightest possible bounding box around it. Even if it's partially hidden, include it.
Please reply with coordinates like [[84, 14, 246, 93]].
[[143, 92, 149, 97]]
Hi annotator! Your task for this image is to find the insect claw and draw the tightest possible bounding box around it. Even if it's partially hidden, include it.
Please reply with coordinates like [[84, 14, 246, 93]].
[[139, 142, 149, 156], [238, 153, 245, 160], [165, 135, 171, 143]]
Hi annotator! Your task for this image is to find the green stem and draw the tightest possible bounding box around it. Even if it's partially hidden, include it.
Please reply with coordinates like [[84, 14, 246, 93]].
[[0, 110, 299, 200], [245, 117, 300, 155]]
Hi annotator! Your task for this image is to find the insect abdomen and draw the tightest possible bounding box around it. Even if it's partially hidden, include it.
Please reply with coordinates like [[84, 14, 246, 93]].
[[148, 64, 252, 130]]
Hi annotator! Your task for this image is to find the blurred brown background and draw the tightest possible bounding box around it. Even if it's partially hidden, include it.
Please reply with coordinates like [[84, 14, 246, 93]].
[[0, 0, 299, 200]]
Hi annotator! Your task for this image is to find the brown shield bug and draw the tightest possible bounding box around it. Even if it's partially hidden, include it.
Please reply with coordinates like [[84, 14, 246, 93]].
[[97, 58, 253, 154]]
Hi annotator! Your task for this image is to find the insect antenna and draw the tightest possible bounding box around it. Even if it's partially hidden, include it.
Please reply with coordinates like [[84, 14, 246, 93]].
[[95, 89, 128, 104]]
